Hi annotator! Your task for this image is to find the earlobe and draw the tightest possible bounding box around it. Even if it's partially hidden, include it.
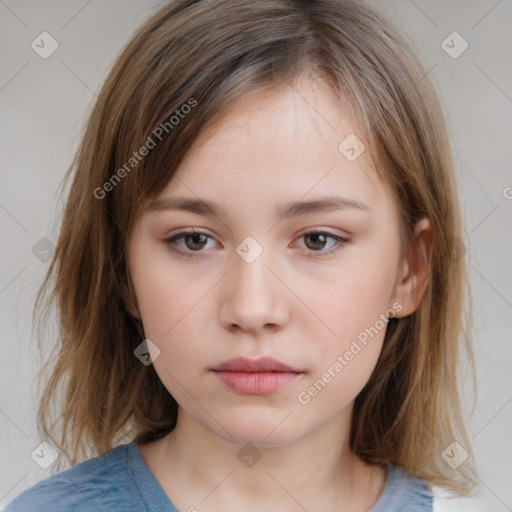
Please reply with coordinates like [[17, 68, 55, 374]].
[[391, 217, 433, 318]]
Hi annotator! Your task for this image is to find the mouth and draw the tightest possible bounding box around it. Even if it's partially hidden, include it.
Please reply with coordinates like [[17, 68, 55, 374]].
[[211, 356, 302, 373], [210, 356, 304, 395]]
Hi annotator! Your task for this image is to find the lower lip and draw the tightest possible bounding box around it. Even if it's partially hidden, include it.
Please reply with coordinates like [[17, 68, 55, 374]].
[[212, 371, 302, 394]]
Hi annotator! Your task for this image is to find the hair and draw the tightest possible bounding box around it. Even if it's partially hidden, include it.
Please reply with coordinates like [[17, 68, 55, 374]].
[[33, 0, 477, 496]]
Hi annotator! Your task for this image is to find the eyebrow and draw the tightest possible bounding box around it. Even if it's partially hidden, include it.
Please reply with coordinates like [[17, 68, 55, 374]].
[[146, 195, 371, 218]]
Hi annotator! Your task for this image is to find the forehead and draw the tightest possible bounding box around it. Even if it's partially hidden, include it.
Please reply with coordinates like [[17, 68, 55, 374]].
[[153, 75, 393, 220]]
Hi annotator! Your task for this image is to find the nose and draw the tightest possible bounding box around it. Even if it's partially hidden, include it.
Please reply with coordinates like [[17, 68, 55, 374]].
[[218, 246, 289, 334]]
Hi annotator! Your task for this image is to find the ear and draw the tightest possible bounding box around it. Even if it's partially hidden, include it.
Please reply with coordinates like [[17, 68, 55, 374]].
[[121, 273, 141, 320], [391, 216, 433, 318]]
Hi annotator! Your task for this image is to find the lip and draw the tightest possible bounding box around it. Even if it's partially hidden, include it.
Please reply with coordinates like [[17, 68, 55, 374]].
[[211, 357, 304, 395], [211, 356, 302, 373]]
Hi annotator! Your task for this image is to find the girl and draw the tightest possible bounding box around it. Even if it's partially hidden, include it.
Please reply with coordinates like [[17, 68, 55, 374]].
[[5, 0, 477, 510]]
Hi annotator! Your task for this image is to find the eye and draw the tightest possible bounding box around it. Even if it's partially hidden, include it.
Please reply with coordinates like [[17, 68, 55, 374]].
[[162, 229, 217, 258], [294, 229, 350, 256]]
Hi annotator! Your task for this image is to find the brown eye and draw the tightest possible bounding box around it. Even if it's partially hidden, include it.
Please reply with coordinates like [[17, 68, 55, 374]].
[[162, 230, 216, 258], [296, 230, 350, 256], [304, 233, 330, 251], [181, 233, 209, 251]]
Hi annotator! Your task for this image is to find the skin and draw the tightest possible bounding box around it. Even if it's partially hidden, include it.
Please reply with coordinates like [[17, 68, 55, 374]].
[[126, 71, 432, 512]]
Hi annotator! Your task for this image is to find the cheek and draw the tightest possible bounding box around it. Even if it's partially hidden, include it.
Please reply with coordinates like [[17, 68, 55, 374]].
[[130, 254, 216, 376], [135, 270, 213, 398], [305, 260, 395, 343], [130, 241, 208, 341], [296, 252, 396, 390], [296, 268, 392, 412]]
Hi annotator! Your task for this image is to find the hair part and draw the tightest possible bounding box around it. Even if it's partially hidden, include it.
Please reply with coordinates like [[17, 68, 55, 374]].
[[33, 0, 476, 496]]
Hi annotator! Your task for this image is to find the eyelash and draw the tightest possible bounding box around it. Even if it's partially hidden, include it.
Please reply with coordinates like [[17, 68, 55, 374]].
[[162, 229, 350, 259]]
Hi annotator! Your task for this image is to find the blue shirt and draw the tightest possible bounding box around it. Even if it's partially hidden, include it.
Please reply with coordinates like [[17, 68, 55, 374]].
[[4, 441, 433, 511]]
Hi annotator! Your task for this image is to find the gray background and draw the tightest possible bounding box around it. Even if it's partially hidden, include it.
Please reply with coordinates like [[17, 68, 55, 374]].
[[0, 1, 511, 510]]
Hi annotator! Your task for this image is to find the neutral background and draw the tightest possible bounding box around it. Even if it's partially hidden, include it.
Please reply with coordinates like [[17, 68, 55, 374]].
[[0, 1, 511, 510]]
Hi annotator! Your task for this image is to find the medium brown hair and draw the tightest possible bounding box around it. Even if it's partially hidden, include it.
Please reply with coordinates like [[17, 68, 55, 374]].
[[33, 0, 477, 495]]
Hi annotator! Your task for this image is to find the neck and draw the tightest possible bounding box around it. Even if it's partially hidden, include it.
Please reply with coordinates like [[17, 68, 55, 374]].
[[139, 404, 385, 511]]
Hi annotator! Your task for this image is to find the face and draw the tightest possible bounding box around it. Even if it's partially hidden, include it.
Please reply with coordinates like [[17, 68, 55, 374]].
[[126, 74, 406, 447]]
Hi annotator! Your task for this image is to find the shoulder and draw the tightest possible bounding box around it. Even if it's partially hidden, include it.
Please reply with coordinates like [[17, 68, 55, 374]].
[[370, 464, 433, 511], [3, 443, 141, 512]]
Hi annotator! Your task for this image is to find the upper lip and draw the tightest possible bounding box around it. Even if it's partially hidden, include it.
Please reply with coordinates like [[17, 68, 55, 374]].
[[211, 356, 302, 373]]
